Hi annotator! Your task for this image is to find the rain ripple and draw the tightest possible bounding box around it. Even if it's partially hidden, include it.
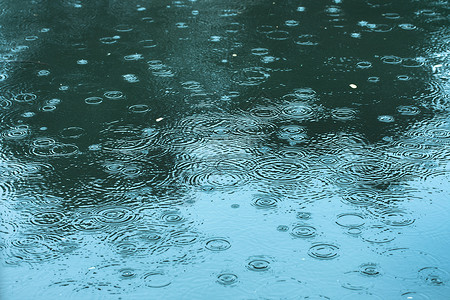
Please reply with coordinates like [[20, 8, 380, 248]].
[[253, 157, 310, 183]]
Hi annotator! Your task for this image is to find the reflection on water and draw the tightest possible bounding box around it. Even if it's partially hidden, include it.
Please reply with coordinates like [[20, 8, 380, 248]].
[[0, 0, 449, 299]]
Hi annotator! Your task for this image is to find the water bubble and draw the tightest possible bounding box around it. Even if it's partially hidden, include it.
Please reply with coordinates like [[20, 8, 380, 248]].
[[209, 36, 221, 42], [25, 36, 38, 41], [37, 70, 50, 76], [336, 213, 365, 228], [47, 99, 61, 105], [400, 292, 430, 300], [139, 39, 157, 48], [2, 127, 29, 140], [72, 216, 108, 232], [251, 195, 278, 209], [331, 107, 358, 121], [14, 93, 37, 103], [175, 22, 188, 29], [378, 115, 395, 123], [0, 73, 8, 81], [87, 144, 101, 151], [247, 258, 271, 271], [50, 144, 79, 156], [383, 12, 400, 19], [372, 24, 392, 32], [359, 263, 382, 277], [297, 212, 312, 220], [397, 105, 420, 116], [161, 211, 185, 223], [308, 243, 339, 260], [115, 24, 133, 32], [129, 104, 150, 113], [104, 91, 124, 100], [277, 225, 289, 232], [397, 75, 410, 81], [224, 22, 242, 33], [217, 273, 238, 285], [141, 17, 154, 23], [95, 207, 136, 224], [171, 231, 200, 246], [399, 23, 417, 30], [251, 48, 269, 56], [32, 137, 55, 148], [124, 54, 143, 61], [181, 81, 202, 91], [266, 30, 290, 40], [30, 211, 66, 227], [179, 165, 247, 189], [0, 220, 19, 239], [99, 37, 118, 44], [356, 61, 372, 69], [250, 105, 280, 119], [291, 225, 317, 238], [347, 227, 362, 235], [277, 127, 308, 145], [381, 56, 402, 65], [368, 77, 380, 83], [205, 238, 231, 251], [85, 97, 103, 105], [285, 20, 299, 27], [142, 272, 171, 288], [261, 56, 277, 64], [123, 74, 139, 83], [120, 268, 137, 279]]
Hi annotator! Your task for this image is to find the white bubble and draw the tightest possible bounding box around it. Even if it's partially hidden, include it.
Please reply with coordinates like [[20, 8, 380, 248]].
[[124, 54, 143, 61], [37, 70, 50, 76], [176, 22, 188, 29], [209, 36, 221, 42], [378, 115, 395, 123], [123, 74, 139, 83]]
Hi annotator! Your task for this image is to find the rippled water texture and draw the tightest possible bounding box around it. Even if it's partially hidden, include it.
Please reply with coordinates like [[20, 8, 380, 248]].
[[0, 0, 449, 299]]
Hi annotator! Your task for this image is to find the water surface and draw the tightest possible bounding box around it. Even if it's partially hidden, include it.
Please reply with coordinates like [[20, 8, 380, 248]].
[[0, 0, 449, 299]]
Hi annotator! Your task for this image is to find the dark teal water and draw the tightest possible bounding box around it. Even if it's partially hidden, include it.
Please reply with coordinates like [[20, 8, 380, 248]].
[[0, 0, 449, 299]]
